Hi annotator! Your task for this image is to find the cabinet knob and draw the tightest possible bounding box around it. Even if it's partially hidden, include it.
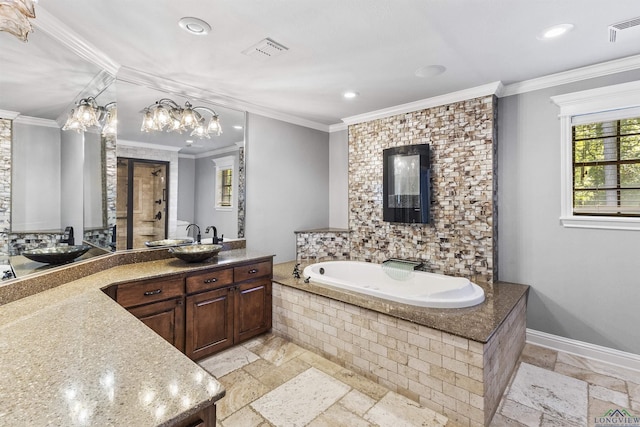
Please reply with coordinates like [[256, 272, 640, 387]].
[[143, 289, 162, 296], [204, 278, 218, 284], [248, 269, 258, 274]]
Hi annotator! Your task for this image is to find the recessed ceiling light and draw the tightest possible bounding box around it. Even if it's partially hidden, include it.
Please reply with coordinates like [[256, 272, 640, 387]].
[[343, 91, 359, 99], [415, 65, 446, 78], [233, 125, 243, 130], [537, 23, 574, 40], [178, 17, 211, 35]]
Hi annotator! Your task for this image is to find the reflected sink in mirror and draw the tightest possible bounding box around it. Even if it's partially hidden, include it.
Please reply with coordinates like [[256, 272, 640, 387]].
[[21, 245, 92, 264], [144, 238, 194, 248], [168, 244, 223, 263]]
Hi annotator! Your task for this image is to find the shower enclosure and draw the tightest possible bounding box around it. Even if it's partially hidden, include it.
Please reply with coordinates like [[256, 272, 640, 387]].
[[116, 158, 169, 249]]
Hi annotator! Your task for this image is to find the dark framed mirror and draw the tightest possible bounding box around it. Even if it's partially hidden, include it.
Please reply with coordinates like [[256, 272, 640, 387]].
[[383, 144, 431, 224]]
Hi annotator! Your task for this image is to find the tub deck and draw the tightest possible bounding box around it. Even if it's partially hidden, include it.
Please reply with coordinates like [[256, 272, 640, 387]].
[[274, 261, 527, 343], [273, 260, 529, 426]]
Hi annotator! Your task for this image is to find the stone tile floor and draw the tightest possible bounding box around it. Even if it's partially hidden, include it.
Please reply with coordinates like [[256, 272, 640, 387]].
[[198, 334, 640, 426]]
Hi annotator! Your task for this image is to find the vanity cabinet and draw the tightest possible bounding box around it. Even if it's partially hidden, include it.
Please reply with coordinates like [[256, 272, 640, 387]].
[[184, 260, 273, 360], [106, 256, 274, 361], [115, 276, 186, 352]]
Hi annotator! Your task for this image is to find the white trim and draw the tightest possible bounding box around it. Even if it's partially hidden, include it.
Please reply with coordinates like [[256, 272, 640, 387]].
[[33, 7, 120, 76], [526, 329, 640, 373], [329, 122, 349, 133], [13, 116, 60, 128], [341, 81, 502, 125], [0, 109, 20, 120], [553, 80, 640, 231], [117, 139, 182, 152], [195, 145, 239, 159], [502, 54, 640, 97]]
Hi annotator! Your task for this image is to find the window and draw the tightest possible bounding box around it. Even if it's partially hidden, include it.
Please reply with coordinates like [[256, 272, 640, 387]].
[[212, 156, 235, 211], [572, 117, 640, 216], [219, 168, 233, 207], [552, 80, 640, 230]]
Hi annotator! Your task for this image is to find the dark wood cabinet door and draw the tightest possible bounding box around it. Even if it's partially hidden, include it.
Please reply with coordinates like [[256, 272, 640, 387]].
[[234, 279, 272, 343], [185, 287, 234, 360], [128, 297, 185, 352]]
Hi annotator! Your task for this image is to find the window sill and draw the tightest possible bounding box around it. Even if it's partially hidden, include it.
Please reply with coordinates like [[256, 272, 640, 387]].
[[560, 216, 640, 231], [215, 207, 233, 212]]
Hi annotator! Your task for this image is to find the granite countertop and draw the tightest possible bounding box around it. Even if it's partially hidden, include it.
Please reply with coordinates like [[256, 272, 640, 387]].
[[0, 248, 272, 426], [272, 261, 529, 343]]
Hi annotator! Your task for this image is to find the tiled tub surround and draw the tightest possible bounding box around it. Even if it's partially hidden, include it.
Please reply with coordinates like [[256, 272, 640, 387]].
[[0, 248, 270, 426], [294, 227, 351, 261], [348, 95, 498, 287], [272, 261, 528, 426]]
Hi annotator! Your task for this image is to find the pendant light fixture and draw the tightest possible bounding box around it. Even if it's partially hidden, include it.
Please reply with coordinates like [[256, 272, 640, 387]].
[[0, 0, 36, 42], [62, 97, 117, 137], [140, 98, 222, 139]]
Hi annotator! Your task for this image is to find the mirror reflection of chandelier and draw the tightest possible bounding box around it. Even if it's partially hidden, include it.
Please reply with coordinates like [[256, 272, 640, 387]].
[[0, 0, 36, 42], [140, 98, 222, 139], [62, 97, 118, 137]]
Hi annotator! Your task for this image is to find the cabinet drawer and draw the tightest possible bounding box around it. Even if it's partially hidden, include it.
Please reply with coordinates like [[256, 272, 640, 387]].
[[117, 276, 184, 308], [186, 268, 233, 294], [234, 260, 272, 282]]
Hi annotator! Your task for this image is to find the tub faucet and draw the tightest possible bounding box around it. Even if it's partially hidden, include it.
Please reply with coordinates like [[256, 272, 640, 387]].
[[61, 226, 74, 246], [186, 224, 201, 244], [205, 226, 223, 244]]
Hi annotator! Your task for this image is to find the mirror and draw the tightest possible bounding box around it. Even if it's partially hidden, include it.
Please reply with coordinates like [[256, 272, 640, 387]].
[[115, 80, 246, 249], [0, 27, 115, 275]]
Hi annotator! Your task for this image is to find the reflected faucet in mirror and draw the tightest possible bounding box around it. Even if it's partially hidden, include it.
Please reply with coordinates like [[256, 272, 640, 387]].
[[61, 226, 75, 246], [186, 224, 201, 244], [205, 226, 223, 244]]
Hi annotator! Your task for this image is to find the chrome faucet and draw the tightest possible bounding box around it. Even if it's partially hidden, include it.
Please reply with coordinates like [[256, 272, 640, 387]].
[[205, 226, 223, 244], [186, 223, 201, 244]]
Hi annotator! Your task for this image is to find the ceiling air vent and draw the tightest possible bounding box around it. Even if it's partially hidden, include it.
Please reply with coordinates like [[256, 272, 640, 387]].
[[242, 37, 289, 60], [609, 16, 640, 42]]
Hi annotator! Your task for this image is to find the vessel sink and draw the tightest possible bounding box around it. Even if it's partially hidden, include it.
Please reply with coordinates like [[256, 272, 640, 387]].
[[168, 244, 223, 263], [144, 238, 194, 248], [22, 245, 92, 264]]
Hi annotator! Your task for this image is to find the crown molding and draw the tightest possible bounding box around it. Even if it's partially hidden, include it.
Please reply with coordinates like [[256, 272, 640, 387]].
[[117, 139, 182, 152], [56, 69, 116, 126], [14, 115, 60, 128], [551, 79, 640, 117], [501, 54, 640, 97], [33, 7, 120, 76], [118, 66, 331, 133], [329, 122, 349, 133], [341, 81, 503, 126], [196, 144, 239, 159], [0, 109, 20, 120]]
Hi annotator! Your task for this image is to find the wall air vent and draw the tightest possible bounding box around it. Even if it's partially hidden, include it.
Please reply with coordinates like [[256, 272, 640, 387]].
[[609, 16, 640, 42], [242, 37, 289, 60]]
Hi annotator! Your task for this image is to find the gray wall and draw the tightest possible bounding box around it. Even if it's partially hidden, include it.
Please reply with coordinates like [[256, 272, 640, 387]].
[[194, 151, 240, 240], [499, 69, 640, 354], [246, 113, 330, 262], [83, 132, 103, 229], [12, 123, 61, 232], [329, 129, 348, 229], [177, 156, 195, 223], [60, 130, 84, 238]]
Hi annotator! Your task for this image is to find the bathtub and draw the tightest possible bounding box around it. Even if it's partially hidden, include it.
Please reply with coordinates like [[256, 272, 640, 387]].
[[302, 260, 485, 309]]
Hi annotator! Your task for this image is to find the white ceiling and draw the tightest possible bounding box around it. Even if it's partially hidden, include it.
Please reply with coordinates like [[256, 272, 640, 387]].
[[2, 0, 640, 138]]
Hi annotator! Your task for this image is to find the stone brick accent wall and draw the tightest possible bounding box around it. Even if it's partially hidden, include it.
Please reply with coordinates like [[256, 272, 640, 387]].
[[348, 96, 497, 286], [237, 146, 245, 238], [272, 282, 526, 427], [0, 119, 11, 257], [295, 229, 351, 261]]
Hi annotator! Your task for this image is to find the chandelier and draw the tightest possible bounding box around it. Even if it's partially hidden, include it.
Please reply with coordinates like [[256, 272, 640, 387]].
[[62, 97, 118, 137], [140, 98, 222, 139], [0, 0, 36, 42]]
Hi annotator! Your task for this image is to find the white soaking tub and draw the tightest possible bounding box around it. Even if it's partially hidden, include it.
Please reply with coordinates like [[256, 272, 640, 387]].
[[302, 260, 485, 309]]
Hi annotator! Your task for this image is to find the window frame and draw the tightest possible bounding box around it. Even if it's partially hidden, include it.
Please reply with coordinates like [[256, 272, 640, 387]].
[[212, 156, 235, 211], [552, 80, 640, 231]]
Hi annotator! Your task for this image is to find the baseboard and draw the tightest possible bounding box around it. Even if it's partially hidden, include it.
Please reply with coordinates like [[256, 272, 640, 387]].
[[526, 328, 640, 372]]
